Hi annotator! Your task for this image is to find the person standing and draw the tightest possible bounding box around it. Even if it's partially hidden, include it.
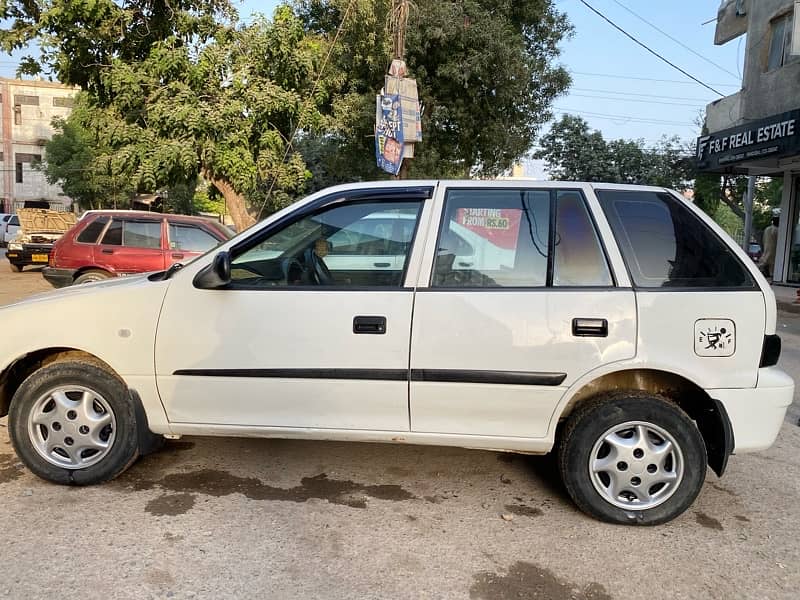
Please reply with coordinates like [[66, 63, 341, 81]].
[[759, 216, 779, 279]]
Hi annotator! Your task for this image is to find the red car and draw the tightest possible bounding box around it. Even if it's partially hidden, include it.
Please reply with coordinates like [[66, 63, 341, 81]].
[[43, 210, 232, 287]]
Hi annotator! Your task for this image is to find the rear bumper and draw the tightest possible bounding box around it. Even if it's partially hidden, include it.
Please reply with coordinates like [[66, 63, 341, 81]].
[[42, 267, 76, 288], [709, 367, 794, 453]]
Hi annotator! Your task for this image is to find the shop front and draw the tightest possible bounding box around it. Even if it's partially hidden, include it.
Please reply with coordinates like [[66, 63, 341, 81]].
[[696, 108, 800, 284]]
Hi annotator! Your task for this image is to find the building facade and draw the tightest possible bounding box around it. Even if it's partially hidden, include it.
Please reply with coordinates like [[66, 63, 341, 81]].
[[699, 0, 800, 283], [0, 78, 77, 214]]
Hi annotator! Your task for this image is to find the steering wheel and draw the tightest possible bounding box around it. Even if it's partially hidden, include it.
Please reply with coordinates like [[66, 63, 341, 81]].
[[303, 248, 334, 285]]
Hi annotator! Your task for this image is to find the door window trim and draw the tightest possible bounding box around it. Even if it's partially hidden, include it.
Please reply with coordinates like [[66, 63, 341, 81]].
[[427, 186, 617, 290], [218, 187, 434, 292]]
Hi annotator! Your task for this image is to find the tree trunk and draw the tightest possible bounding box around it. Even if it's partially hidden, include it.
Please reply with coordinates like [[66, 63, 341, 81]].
[[205, 172, 256, 232]]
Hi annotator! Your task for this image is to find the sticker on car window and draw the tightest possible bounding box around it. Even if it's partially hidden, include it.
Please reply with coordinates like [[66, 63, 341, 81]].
[[694, 319, 736, 357]]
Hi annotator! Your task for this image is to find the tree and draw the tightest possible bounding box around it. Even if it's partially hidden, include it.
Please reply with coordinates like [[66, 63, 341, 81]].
[[2, 2, 327, 230], [42, 95, 133, 210], [535, 114, 693, 189], [297, 0, 572, 179]]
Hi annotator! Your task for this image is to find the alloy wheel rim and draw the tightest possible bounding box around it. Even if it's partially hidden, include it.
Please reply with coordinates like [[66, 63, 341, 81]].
[[588, 420, 684, 511], [27, 385, 116, 469]]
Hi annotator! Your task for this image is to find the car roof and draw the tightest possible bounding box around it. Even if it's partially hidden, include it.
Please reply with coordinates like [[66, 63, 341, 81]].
[[311, 180, 674, 197], [79, 210, 223, 226]]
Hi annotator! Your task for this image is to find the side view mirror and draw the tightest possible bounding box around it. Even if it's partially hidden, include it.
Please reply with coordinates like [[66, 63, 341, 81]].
[[193, 250, 231, 289]]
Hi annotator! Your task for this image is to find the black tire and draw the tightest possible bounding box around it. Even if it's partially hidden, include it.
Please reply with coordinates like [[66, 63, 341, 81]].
[[9, 263, 23, 272], [8, 361, 140, 485], [558, 392, 707, 525], [73, 270, 111, 285]]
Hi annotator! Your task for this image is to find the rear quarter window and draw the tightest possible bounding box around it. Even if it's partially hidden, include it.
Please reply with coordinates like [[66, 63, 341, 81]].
[[76, 216, 109, 243], [596, 190, 754, 289]]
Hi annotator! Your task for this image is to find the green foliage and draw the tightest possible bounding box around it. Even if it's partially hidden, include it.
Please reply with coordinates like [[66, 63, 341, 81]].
[[535, 115, 693, 189], [9, 2, 326, 227], [296, 0, 572, 178]]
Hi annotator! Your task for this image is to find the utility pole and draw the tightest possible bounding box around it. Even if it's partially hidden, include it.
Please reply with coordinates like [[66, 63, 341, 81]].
[[742, 175, 755, 252], [391, 0, 410, 180]]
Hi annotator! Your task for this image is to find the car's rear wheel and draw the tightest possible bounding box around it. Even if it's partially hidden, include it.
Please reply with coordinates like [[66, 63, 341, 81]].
[[9, 361, 141, 485], [73, 270, 111, 285], [558, 392, 707, 525], [9, 264, 23, 272]]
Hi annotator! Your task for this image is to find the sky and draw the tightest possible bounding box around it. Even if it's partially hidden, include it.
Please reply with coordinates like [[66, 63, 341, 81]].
[[0, 0, 742, 164]]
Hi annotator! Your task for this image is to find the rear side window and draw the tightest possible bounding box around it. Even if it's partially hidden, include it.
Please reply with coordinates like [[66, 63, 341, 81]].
[[169, 223, 219, 252], [554, 192, 613, 287], [597, 190, 754, 289], [433, 189, 551, 288], [77, 216, 109, 243], [101, 219, 162, 249], [9, 215, 19, 226]]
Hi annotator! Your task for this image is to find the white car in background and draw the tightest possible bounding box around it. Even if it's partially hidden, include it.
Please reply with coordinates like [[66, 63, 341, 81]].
[[0, 213, 13, 246], [3, 214, 20, 245], [0, 180, 792, 525]]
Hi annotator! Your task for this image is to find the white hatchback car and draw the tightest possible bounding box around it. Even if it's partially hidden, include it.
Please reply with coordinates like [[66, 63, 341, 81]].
[[0, 181, 792, 525]]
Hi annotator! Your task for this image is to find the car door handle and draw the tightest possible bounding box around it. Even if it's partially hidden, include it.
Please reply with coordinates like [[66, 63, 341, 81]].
[[353, 316, 387, 334], [373, 262, 391, 268], [101, 248, 114, 255], [172, 253, 184, 260], [572, 318, 608, 337]]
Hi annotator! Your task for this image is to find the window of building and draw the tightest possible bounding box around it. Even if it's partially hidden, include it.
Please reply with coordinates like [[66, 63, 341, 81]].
[[13, 105, 21, 125], [597, 190, 754, 289], [13, 94, 39, 106], [767, 12, 794, 71], [15, 162, 23, 184], [53, 96, 75, 108]]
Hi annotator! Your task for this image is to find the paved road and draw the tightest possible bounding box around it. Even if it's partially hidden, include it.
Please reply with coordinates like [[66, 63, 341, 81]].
[[0, 264, 798, 599]]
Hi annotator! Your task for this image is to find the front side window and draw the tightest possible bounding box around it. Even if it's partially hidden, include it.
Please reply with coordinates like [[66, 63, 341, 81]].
[[597, 190, 754, 289], [433, 189, 551, 288], [101, 219, 162, 249], [9, 215, 19, 226], [169, 223, 220, 252], [230, 200, 422, 287]]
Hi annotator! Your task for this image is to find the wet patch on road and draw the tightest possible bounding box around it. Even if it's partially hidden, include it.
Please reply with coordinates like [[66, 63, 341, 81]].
[[503, 504, 543, 518], [0, 454, 23, 484], [496, 453, 514, 463], [162, 441, 196, 453], [470, 561, 613, 600], [145, 492, 197, 516], [695, 512, 724, 531], [125, 469, 416, 513]]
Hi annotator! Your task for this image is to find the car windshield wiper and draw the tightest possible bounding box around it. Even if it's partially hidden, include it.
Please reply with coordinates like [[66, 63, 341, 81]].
[[163, 262, 184, 280]]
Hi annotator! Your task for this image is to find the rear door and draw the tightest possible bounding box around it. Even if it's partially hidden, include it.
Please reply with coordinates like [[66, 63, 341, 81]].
[[94, 217, 167, 273], [409, 184, 637, 439]]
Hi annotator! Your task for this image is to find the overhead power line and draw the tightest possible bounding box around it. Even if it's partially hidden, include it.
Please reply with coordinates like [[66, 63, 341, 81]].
[[553, 107, 695, 127], [572, 87, 713, 102], [609, 0, 740, 79], [577, 0, 726, 97], [570, 71, 739, 87], [569, 93, 705, 108]]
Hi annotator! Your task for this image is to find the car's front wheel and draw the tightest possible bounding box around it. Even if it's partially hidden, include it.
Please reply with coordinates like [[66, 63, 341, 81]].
[[558, 392, 707, 525], [9, 360, 141, 485]]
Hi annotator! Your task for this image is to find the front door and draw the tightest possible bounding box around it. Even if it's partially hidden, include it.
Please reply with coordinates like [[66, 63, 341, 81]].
[[410, 185, 637, 438], [155, 193, 429, 431]]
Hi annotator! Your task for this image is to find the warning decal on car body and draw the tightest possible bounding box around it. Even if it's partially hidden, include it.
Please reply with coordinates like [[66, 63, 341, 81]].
[[694, 319, 736, 357]]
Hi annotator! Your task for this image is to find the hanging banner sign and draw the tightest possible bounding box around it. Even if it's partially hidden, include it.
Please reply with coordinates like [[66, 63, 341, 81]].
[[375, 93, 405, 175]]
